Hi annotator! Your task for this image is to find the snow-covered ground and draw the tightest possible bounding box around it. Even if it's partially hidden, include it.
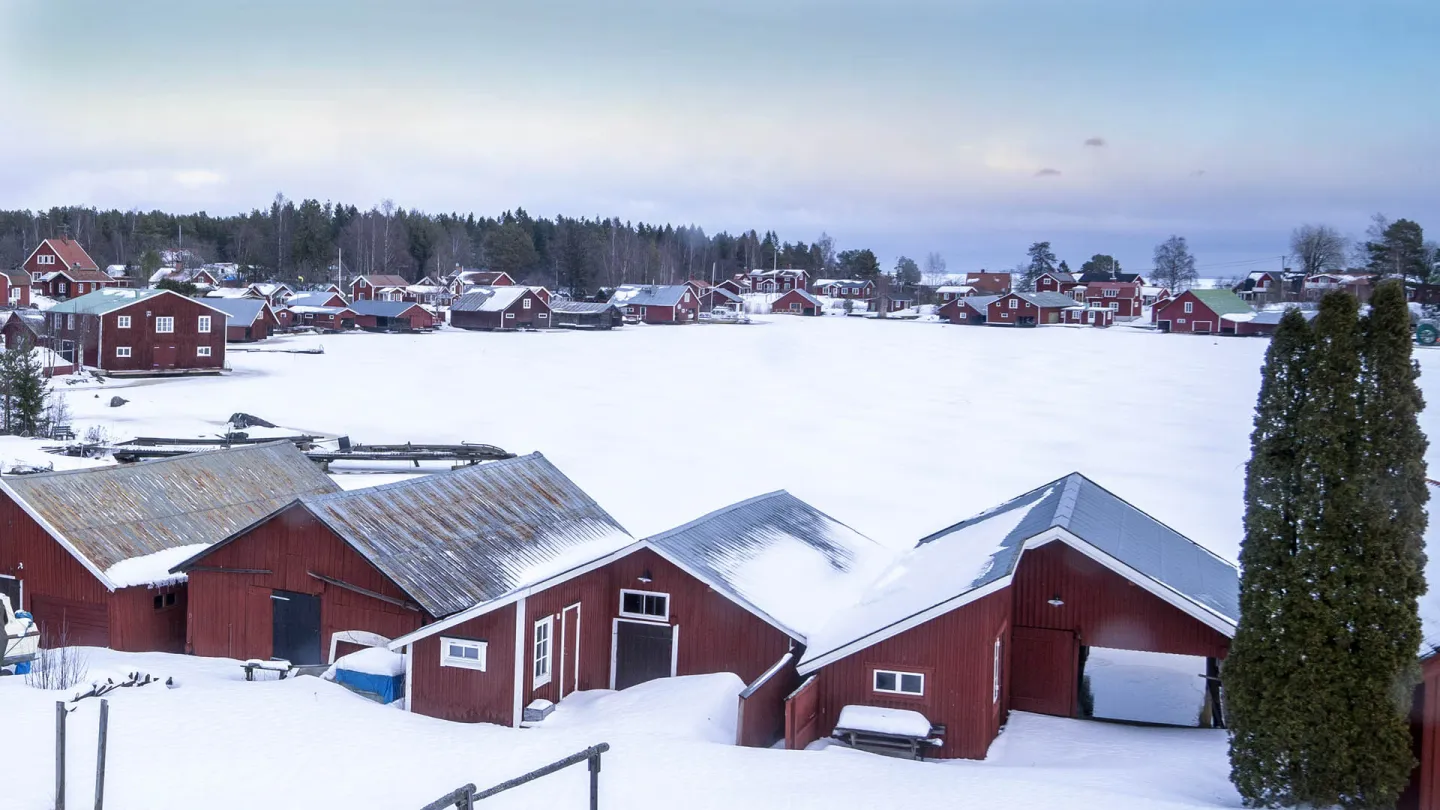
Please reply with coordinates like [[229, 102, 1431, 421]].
[[5, 312, 1439, 809], [2, 648, 1240, 810]]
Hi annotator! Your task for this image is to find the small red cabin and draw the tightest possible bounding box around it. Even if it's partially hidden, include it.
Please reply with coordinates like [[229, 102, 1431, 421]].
[[1152, 290, 1252, 334], [610, 285, 700, 324], [1035, 272, 1079, 295], [773, 289, 823, 316], [350, 274, 411, 301], [451, 287, 551, 330]]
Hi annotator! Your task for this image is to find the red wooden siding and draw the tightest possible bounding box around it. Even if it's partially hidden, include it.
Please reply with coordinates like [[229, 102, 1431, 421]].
[[1410, 656, 1440, 810], [410, 604, 518, 725], [1153, 291, 1223, 334], [46, 296, 226, 372], [450, 290, 550, 330], [0, 491, 112, 645], [185, 505, 427, 660], [1008, 626, 1078, 716], [785, 676, 822, 751], [108, 583, 187, 653], [737, 655, 800, 747], [1011, 540, 1231, 659], [810, 588, 1012, 760], [772, 289, 820, 315]]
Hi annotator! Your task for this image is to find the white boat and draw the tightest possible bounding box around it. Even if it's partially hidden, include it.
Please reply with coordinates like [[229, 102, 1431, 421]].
[[2, 593, 39, 669]]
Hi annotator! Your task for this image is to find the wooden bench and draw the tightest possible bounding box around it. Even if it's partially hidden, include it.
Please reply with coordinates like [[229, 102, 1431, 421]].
[[832, 705, 945, 761], [242, 659, 293, 681]]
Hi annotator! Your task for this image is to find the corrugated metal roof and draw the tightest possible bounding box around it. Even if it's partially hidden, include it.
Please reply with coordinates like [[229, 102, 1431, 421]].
[[0, 443, 340, 584], [203, 298, 266, 323], [46, 288, 179, 316], [1187, 289, 1254, 316], [784, 289, 824, 307], [299, 452, 633, 617], [551, 301, 618, 314], [348, 299, 421, 317], [609, 285, 691, 307], [355, 275, 410, 287], [1017, 291, 1083, 308], [452, 287, 528, 313], [644, 492, 893, 639]]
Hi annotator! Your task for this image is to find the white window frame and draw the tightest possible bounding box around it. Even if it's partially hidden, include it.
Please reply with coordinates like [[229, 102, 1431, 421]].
[[440, 637, 487, 671], [618, 589, 670, 622], [155, 316, 175, 334], [522, 298, 532, 310], [1103, 288, 1118, 298], [1109, 302, 1119, 311], [198, 315, 211, 333], [505, 312, 515, 319], [533, 616, 553, 688], [993, 637, 1002, 704], [117, 315, 131, 329], [1008, 298, 1018, 309], [115, 346, 131, 358], [37, 253, 55, 265], [197, 346, 212, 357], [57, 282, 67, 294], [65, 314, 75, 330], [873, 668, 925, 696], [1183, 301, 1194, 314]]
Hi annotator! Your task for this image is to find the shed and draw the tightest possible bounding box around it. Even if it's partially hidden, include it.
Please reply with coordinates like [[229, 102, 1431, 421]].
[[289, 305, 356, 332], [986, 292, 1079, 326], [1152, 290, 1252, 334], [772, 288, 824, 316], [349, 299, 437, 332], [608, 285, 700, 324], [550, 301, 624, 330], [450, 286, 551, 330], [1223, 307, 1317, 337], [792, 473, 1237, 760], [0, 443, 340, 652], [204, 298, 279, 342], [938, 295, 996, 325]]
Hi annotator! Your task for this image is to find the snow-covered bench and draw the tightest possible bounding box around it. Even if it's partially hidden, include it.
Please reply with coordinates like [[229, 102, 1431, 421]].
[[831, 705, 944, 760], [242, 659, 293, 681]]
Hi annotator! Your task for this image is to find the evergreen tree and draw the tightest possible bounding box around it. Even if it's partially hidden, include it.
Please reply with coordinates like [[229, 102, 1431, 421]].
[[1020, 241, 1056, 291], [0, 337, 48, 436], [1080, 253, 1121, 278], [837, 249, 881, 280], [1227, 308, 1314, 807], [893, 256, 921, 286], [1366, 218, 1429, 282]]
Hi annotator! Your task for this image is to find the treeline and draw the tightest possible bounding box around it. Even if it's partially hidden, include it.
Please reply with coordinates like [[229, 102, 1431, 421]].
[[0, 200, 871, 296]]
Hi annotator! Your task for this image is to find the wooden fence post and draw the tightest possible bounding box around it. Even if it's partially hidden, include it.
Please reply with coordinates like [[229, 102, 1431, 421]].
[[588, 748, 601, 810], [94, 698, 109, 810], [55, 701, 67, 810]]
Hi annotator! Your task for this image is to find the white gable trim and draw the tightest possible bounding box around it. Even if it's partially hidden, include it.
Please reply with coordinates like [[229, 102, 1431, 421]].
[[797, 526, 1236, 675], [0, 479, 117, 591]]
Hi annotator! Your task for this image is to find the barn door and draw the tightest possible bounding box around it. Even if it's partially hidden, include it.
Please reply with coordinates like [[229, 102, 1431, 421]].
[[613, 620, 673, 691], [1009, 626, 1078, 717], [559, 603, 581, 698], [270, 590, 321, 665], [154, 345, 178, 368], [784, 675, 821, 752]]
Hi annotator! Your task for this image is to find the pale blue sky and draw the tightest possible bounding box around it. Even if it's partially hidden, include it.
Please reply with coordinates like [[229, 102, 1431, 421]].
[[2, 0, 1436, 273]]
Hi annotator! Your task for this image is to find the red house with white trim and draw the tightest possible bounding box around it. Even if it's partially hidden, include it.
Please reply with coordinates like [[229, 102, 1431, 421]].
[[772, 289, 824, 316], [789, 474, 1237, 760], [1151, 289, 1252, 334], [1, 268, 32, 307], [1082, 281, 1143, 318], [24, 238, 117, 300], [609, 285, 700, 323], [1035, 271, 1079, 295], [43, 288, 228, 374], [986, 292, 1078, 326], [350, 274, 411, 301]]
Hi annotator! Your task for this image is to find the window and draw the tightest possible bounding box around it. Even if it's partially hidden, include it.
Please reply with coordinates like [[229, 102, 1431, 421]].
[[197, 346, 212, 357], [619, 589, 669, 621], [533, 616, 553, 687], [37, 253, 55, 265], [523, 298, 532, 310], [1008, 298, 1018, 309], [152, 592, 177, 611], [155, 316, 174, 333], [1183, 302, 1194, 314], [790, 303, 801, 311], [1103, 288, 1118, 298], [115, 346, 131, 358], [993, 638, 1002, 704], [117, 315, 131, 329], [440, 637, 487, 671], [505, 312, 515, 319], [198, 315, 211, 333], [58, 282, 67, 294], [66, 314, 75, 330], [1109, 302, 1119, 311], [873, 669, 924, 696], [1001, 312, 1010, 318]]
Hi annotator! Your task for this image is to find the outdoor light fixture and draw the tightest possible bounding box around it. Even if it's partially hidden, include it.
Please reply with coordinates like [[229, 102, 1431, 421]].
[[638, 570, 653, 584], [1047, 595, 1065, 607]]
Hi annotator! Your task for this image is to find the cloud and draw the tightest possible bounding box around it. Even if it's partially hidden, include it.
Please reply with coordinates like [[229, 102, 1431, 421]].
[[1034, 168, 1062, 177], [1190, 169, 1208, 177], [1083, 137, 1106, 147]]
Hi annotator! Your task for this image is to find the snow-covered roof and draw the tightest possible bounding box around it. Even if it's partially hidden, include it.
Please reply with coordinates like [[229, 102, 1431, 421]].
[[203, 297, 269, 324], [609, 285, 691, 308], [936, 285, 975, 294], [799, 473, 1239, 673], [452, 286, 529, 312], [285, 292, 347, 308], [643, 491, 894, 641], [1017, 291, 1084, 308], [349, 299, 423, 317], [46, 288, 226, 317], [206, 288, 259, 299], [2, 443, 340, 590], [288, 305, 351, 315]]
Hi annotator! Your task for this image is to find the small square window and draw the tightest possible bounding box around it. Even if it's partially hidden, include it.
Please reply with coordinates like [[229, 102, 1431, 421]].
[[523, 298, 532, 310], [198, 315, 211, 333], [441, 637, 487, 671], [1183, 302, 1194, 314], [619, 589, 669, 621], [197, 346, 212, 357], [115, 346, 131, 358], [873, 668, 924, 696], [117, 316, 131, 329]]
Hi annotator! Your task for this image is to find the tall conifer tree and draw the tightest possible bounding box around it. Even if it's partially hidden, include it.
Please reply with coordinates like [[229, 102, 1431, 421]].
[[1228, 308, 1314, 806]]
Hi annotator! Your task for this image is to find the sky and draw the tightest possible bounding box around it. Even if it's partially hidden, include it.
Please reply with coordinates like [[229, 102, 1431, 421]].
[[1, 0, 1437, 275]]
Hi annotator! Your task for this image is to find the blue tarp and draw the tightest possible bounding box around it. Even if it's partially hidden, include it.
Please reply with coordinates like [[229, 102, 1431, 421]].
[[335, 668, 403, 703]]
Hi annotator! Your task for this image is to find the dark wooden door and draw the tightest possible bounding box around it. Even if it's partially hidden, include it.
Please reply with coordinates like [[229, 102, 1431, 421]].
[[614, 620, 672, 691], [154, 345, 178, 368], [1010, 626, 1078, 717], [0, 576, 20, 611], [270, 590, 321, 665]]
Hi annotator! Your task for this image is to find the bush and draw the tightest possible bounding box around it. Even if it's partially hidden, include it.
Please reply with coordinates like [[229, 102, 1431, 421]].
[[25, 629, 88, 691]]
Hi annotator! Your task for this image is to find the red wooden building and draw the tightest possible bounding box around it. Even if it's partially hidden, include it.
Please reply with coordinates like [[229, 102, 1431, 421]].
[[963, 272, 1013, 295], [1082, 281, 1143, 317], [1225, 307, 1316, 337], [772, 289, 823, 316], [289, 305, 356, 332], [349, 300, 438, 332], [790, 473, 1238, 759], [747, 268, 808, 293], [811, 279, 874, 300], [1034, 271, 1079, 295], [986, 292, 1079, 326], [1, 310, 44, 349], [283, 291, 350, 309], [699, 286, 743, 313], [1060, 306, 1115, 327], [43, 288, 228, 374], [175, 453, 633, 669], [447, 269, 516, 297], [205, 298, 281, 342], [2, 268, 32, 307], [1152, 289, 1252, 334], [715, 277, 751, 297], [350, 274, 411, 301], [393, 490, 890, 748], [0, 443, 339, 653], [24, 238, 116, 300], [450, 287, 551, 330], [609, 285, 700, 324], [937, 297, 991, 324]]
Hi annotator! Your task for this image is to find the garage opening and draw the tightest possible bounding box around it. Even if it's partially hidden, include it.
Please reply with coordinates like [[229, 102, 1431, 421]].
[[1079, 647, 1219, 727]]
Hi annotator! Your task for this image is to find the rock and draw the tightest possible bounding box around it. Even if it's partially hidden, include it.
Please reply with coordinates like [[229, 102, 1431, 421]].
[[229, 412, 276, 429], [108, 396, 128, 408]]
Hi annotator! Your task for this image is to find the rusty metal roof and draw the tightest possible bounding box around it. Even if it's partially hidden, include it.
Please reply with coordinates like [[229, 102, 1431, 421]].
[[299, 452, 633, 617], [0, 442, 340, 588]]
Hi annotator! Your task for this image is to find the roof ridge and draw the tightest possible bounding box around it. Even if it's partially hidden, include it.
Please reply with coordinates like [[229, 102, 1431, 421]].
[[643, 491, 791, 543], [915, 473, 1074, 545], [5, 440, 297, 482], [303, 451, 543, 504], [1060, 471, 1239, 571]]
